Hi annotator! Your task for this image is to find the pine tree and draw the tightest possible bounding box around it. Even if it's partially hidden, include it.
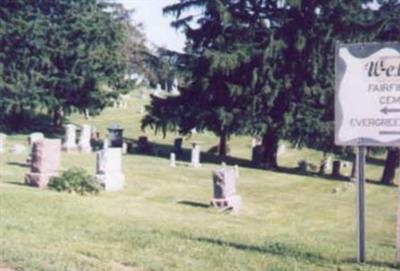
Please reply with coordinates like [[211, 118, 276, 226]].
[[143, 0, 269, 156], [0, 0, 139, 128]]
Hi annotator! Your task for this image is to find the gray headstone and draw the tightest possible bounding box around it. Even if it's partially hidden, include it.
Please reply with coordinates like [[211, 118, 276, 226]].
[[78, 124, 92, 153], [62, 124, 78, 152], [211, 167, 242, 212], [96, 148, 125, 191], [29, 132, 44, 146]]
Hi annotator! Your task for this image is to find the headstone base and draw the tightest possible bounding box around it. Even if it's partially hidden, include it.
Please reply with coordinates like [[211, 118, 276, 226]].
[[25, 172, 58, 188], [210, 195, 242, 212], [96, 173, 125, 191]]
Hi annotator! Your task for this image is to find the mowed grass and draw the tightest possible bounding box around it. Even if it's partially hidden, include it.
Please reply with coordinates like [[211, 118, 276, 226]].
[[0, 90, 399, 271]]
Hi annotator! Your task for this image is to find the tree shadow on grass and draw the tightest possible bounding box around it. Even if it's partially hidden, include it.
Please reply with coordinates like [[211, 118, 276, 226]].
[[123, 137, 393, 187], [123, 137, 252, 169], [177, 234, 325, 263], [0, 113, 63, 138], [275, 166, 395, 187]]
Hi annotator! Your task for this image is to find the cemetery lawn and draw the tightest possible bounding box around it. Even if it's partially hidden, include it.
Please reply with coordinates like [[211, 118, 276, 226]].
[[0, 92, 399, 271]]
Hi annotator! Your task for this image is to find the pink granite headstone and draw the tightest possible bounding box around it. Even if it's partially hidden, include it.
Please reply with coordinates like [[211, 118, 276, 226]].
[[25, 139, 61, 188]]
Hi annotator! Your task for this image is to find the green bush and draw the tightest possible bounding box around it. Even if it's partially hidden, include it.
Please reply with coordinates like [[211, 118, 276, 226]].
[[49, 168, 102, 195]]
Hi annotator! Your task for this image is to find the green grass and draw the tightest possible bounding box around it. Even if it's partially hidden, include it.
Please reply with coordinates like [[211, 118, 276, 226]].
[[0, 90, 399, 271]]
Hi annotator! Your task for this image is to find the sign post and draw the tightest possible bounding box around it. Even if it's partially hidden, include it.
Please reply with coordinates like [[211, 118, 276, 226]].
[[335, 42, 400, 263], [356, 146, 366, 263]]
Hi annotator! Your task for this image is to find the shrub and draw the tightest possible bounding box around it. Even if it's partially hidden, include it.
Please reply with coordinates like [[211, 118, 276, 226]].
[[49, 168, 102, 195]]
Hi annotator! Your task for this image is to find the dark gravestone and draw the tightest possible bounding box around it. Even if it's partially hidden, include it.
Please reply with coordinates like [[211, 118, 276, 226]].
[[332, 160, 342, 177], [107, 124, 124, 148]]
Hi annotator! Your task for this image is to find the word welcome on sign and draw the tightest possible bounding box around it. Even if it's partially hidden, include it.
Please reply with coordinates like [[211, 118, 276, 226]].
[[335, 42, 400, 146]]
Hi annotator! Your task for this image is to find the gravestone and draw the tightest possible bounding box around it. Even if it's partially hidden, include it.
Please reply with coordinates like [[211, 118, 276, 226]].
[[25, 139, 61, 187], [29, 132, 44, 146], [277, 144, 286, 156], [319, 156, 333, 174], [210, 167, 242, 212], [173, 138, 183, 153], [107, 124, 124, 148], [251, 137, 262, 147], [27, 132, 45, 162], [170, 153, 176, 167], [0, 133, 6, 153], [190, 142, 201, 168], [96, 148, 125, 191], [62, 124, 78, 152], [332, 160, 342, 177], [78, 124, 92, 153]]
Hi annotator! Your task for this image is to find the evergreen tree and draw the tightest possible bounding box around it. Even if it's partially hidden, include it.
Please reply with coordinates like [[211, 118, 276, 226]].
[[143, 0, 269, 156], [0, 0, 138, 128], [374, 0, 400, 185]]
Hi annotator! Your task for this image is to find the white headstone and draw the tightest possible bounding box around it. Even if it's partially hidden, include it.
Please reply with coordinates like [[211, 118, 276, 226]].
[[170, 152, 176, 167], [171, 79, 180, 96], [78, 124, 92, 153], [29, 132, 44, 146], [190, 142, 201, 168], [62, 124, 78, 151], [0, 133, 6, 153], [277, 144, 286, 156], [96, 148, 125, 191], [103, 139, 109, 150]]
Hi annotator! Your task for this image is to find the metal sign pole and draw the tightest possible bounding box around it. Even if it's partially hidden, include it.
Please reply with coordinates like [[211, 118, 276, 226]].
[[356, 146, 366, 263], [396, 147, 400, 262]]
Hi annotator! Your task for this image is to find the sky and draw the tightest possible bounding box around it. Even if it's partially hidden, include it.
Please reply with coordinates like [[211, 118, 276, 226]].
[[115, 0, 380, 53], [116, 0, 186, 52]]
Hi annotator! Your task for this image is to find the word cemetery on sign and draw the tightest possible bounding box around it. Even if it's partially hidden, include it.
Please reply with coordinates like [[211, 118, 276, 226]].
[[335, 42, 400, 146]]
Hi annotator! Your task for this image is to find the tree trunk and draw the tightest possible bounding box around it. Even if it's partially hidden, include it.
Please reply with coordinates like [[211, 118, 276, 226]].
[[261, 129, 279, 169], [381, 148, 399, 185], [53, 107, 63, 127], [218, 133, 227, 156]]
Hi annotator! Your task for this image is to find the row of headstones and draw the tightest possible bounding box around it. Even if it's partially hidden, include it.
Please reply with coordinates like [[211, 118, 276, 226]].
[[24, 137, 241, 212], [24, 138, 125, 191], [63, 124, 95, 152]]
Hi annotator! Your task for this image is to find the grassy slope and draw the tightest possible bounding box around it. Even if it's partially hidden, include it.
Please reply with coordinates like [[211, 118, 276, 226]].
[[0, 90, 398, 271]]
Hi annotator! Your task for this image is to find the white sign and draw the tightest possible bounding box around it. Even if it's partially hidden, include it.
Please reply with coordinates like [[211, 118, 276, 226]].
[[335, 42, 400, 146]]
